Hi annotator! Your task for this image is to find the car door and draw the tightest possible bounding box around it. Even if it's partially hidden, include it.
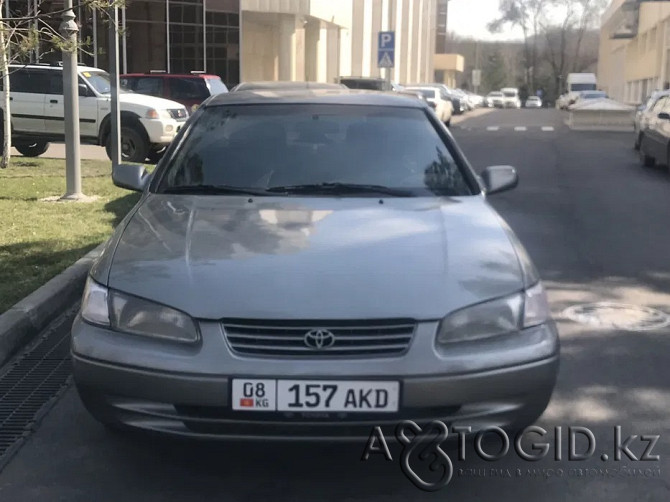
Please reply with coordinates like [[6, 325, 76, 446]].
[[44, 73, 100, 139], [77, 74, 101, 139], [646, 97, 668, 159], [8, 69, 47, 133]]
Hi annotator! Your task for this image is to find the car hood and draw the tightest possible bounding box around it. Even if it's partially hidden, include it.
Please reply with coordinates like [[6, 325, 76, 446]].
[[119, 92, 185, 110], [102, 195, 524, 320]]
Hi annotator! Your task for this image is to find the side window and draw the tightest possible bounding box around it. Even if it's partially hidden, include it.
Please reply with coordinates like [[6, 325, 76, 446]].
[[652, 97, 667, 112], [169, 78, 209, 101], [48, 74, 63, 95], [10, 70, 50, 94], [134, 77, 163, 96]]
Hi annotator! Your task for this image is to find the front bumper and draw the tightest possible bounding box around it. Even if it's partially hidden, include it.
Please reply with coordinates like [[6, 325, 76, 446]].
[[72, 317, 559, 441], [139, 117, 186, 145]]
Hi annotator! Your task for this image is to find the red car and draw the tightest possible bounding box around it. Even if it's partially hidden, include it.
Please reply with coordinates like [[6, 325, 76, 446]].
[[121, 71, 228, 114]]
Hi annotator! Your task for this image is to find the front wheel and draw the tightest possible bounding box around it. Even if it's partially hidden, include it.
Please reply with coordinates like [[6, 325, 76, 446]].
[[639, 137, 655, 168], [15, 140, 50, 157], [105, 126, 149, 164]]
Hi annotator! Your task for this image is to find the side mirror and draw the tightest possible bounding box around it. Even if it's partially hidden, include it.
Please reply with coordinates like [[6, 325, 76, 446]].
[[481, 165, 518, 195], [78, 83, 90, 97], [658, 112, 670, 121], [112, 163, 150, 192]]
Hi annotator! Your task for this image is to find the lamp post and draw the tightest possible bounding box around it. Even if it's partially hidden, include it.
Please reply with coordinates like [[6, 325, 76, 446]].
[[59, 2, 83, 200]]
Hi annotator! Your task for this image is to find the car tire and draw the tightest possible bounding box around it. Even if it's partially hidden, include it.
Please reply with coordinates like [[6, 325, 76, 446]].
[[445, 118, 451, 128], [639, 138, 655, 168], [147, 146, 166, 164], [634, 133, 642, 151], [15, 140, 50, 157], [106, 126, 149, 164]]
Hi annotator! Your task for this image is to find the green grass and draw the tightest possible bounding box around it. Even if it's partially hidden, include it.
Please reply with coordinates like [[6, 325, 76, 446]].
[[0, 157, 142, 314]]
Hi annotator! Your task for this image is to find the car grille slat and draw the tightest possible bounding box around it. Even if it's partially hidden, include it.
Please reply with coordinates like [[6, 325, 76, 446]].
[[223, 319, 415, 358], [168, 108, 188, 120]]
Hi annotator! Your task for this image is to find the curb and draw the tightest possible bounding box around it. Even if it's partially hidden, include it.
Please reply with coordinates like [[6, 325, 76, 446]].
[[0, 243, 105, 368]]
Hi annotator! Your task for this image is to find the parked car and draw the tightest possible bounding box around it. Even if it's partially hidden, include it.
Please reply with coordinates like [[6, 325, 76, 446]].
[[404, 86, 453, 125], [635, 91, 668, 150], [453, 89, 474, 111], [525, 96, 542, 108], [501, 88, 522, 108], [72, 89, 559, 440], [337, 77, 402, 92], [568, 91, 608, 109], [417, 83, 466, 114], [121, 71, 228, 115], [486, 91, 504, 108], [1, 63, 188, 163], [231, 81, 347, 92], [639, 93, 670, 168]]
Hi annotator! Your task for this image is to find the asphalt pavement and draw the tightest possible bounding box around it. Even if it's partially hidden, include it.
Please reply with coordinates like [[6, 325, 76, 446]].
[[1, 108, 669, 501]]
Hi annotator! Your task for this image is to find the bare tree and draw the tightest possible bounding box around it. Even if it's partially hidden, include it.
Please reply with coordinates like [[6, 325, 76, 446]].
[[488, 0, 549, 91]]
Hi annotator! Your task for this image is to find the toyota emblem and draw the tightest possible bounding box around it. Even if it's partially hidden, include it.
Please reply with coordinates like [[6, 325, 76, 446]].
[[304, 329, 336, 350]]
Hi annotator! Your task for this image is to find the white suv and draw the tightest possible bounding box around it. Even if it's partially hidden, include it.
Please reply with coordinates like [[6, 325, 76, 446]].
[[1, 64, 188, 163]]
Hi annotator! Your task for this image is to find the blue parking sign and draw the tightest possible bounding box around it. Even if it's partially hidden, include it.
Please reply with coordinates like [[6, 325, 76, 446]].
[[378, 31, 395, 68]]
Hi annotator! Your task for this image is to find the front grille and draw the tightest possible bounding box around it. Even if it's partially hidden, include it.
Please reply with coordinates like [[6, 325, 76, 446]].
[[168, 108, 188, 120], [223, 319, 415, 357]]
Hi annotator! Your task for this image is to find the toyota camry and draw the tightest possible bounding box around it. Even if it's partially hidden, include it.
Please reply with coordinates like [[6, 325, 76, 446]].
[[72, 89, 559, 440]]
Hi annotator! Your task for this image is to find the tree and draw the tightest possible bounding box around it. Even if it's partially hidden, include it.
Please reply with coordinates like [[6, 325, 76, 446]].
[[0, 1, 122, 169], [488, 0, 549, 92]]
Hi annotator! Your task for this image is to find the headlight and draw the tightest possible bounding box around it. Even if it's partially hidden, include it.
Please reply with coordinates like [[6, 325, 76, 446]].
[[81, 276, 110, 326], [145, 109, 171, 120], [80, 277, 199, 344], [436, 283, 551, 346]]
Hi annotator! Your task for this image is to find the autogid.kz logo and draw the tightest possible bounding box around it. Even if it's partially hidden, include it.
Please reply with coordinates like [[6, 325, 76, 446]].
[[361, 421, 662, 492]]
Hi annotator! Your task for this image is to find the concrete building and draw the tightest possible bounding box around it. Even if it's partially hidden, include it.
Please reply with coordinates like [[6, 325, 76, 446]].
[[240, 0, 438, 85], [598, 0, 670, 104], [11, 0, 439, 87], [432, 0, 464, 88]]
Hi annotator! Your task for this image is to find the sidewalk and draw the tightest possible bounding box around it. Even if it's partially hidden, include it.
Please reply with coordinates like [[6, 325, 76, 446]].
[[12, 142, 109, 161]]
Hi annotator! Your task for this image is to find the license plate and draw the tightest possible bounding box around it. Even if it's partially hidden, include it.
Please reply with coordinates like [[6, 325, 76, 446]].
[[232, 379, 399, 412]]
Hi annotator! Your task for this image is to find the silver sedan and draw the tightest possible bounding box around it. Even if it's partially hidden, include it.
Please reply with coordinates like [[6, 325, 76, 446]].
[[72, 90, 559, 441]]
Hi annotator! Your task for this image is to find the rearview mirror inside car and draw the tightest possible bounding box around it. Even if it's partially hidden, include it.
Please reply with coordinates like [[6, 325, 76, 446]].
[[112, 163, 150, 192], [480, 165, 518, 195], [658, 112, 670, 121]]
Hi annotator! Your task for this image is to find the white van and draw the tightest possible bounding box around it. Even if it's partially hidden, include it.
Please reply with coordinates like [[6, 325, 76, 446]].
[[500, 88, 521, 108]]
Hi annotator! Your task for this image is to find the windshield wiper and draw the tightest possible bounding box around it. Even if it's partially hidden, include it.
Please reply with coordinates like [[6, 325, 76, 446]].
[[266, 182, 413, 197], [161, 185, 272, 196]]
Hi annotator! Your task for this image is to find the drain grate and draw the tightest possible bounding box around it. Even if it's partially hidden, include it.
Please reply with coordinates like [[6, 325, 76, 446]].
[[0, 305, 78, 471], [561, 302, 670, 331]]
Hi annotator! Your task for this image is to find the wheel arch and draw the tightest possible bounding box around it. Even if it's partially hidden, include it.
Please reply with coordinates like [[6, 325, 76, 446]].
[[98, 111, 149, 146]]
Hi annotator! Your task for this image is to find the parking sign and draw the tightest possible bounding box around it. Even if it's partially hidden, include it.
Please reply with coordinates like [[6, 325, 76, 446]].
[[378, 31, 395, 68]]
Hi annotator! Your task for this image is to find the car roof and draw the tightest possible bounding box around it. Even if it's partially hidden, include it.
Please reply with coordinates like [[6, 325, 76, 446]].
[[204, 89, 427, 108], [231, 81, 346, 91], [122, 72, 221, 79], [9, 63, 101, 72]]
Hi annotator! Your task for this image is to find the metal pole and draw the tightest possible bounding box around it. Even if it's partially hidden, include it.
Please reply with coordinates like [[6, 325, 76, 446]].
[[109, 5, 121, 167], [203, 0, 207, 72], [385, 0, 393, 87], [60, 1, 82, 199], [92, 7, 98, 67], [166, 0, 171, 72], [122, 6, 127, 73]]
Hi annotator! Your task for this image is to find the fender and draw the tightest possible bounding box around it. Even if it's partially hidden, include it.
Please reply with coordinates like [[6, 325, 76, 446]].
[[98, 111, 149, 146]]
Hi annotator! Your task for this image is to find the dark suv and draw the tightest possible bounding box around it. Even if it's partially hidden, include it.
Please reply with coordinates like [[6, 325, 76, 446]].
[[121, 72, 228, 114]]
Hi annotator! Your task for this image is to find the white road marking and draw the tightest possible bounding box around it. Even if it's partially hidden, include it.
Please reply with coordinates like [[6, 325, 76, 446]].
[[542, 126, 555, 131], [514, 126, 527, 131], [486, 126, 500, 131]]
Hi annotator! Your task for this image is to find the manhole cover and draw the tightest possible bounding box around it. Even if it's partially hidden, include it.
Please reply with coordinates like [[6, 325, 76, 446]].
[[561, 303, 670, 331]]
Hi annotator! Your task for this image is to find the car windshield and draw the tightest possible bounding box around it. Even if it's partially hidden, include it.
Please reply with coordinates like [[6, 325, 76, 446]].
[[81, 70, 112, 94], [408, 89, 435, 99], [570, 83, 597, 92], [581, 92, 606, 99], [489, 92, 503, 97], [206, 77, 228, 95], [157, 104, 473, 197], [503, 91, 517, 97]]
